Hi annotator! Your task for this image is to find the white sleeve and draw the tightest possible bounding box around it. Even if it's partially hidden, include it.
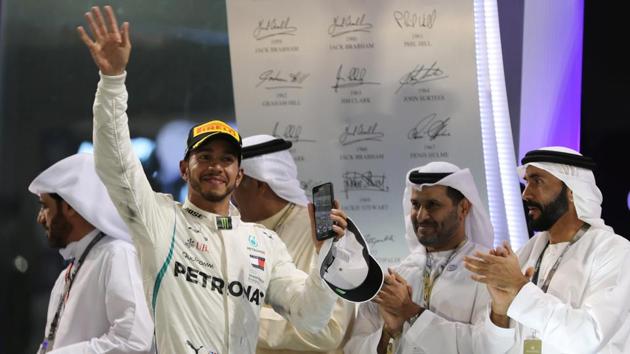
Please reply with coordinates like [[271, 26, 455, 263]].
[[402, 309, 480, 352], [401, 283, 514, 353], [48, 246, 154, 354], [92, 72, 169, 254], [344, 301, 383, 354], [507, 247, 630, 352], [256, 298, 355, 351], [473, 308, 516, 354], [265, 237, 337, 334]]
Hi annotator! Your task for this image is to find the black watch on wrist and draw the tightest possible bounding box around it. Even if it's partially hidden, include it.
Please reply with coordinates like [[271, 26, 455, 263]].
[[408, 305, 426, 326], [407, 311, 421, 326]]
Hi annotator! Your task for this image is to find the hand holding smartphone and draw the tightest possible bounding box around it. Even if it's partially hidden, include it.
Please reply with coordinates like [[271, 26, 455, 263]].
[[312, 182, 336, 241]]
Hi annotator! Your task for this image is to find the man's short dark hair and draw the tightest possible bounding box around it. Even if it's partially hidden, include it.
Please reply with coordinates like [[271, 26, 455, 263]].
[[445, 186, 465, 205], [48, 193, 67, 210], [49, 193, 63, 202]]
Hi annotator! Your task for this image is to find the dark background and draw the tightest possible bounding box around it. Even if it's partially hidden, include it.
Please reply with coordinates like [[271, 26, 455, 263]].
[[1, 1, 627, 353], [0, 1, 236, 352], [580, 1, 629, 238]]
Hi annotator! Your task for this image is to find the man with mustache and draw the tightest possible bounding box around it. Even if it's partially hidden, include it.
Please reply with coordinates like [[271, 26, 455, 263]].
[[77, 6, 349, 354], [29, 154, 153, 354], [345, 162, 496, 354], [465, 146, 630, 353]]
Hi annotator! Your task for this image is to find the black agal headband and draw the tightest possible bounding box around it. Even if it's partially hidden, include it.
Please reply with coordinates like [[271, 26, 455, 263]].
[[521, 150, 596, 171], [408, 171, 453, 184], [242, 138, 292, 159]]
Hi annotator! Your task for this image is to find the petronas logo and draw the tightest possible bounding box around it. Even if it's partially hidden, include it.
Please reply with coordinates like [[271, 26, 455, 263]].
[[216, 217, 232, 230]]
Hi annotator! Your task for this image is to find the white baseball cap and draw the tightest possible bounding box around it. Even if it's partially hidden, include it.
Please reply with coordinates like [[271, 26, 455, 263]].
[[318, 218, 384, 303]]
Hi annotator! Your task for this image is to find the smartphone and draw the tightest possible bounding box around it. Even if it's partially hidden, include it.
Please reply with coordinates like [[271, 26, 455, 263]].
[[312, 182, 336, 241]]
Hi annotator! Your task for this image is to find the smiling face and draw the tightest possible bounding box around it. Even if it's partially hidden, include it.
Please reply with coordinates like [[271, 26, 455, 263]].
[[522, 165, 570, 231], [37, 193, 73, 248], [409, 185, 469, 251], [180, 138, 243, 209]]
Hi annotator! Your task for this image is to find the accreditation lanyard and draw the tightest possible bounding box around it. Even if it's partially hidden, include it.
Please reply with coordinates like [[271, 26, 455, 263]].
[[39, 232, 105, 353], [532, 224, 590, 293], [422, 239, 467, 308]]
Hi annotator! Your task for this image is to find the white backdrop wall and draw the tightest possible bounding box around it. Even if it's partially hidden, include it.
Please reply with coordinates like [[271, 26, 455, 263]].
[[227, 0, 527, 266]]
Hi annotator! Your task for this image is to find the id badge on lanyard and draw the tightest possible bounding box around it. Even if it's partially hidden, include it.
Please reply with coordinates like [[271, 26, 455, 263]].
[[39, 233, 105, 353], [523, 224, 590, 354], [523, 329, 542, 354]]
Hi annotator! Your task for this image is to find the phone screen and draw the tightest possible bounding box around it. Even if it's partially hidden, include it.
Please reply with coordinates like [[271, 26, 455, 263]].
[[313, 183, 335, 240]]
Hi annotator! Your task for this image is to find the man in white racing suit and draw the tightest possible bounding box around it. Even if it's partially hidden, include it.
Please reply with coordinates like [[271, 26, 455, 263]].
[[78, 6, 348, 354]]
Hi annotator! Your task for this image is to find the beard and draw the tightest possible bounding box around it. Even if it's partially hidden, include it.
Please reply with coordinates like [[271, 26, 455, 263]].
[[189, 176, 236, 203], [413, 208, 461, 248], [46, 212, 73, 249], [525, 184, 569, 232]]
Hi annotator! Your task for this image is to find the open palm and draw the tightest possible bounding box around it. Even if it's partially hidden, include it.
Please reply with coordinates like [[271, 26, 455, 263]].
[[77, 6, 131, 76]]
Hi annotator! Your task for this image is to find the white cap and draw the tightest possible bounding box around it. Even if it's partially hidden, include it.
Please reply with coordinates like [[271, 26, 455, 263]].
[[241, 134, 308, 206], [318, 218, 384, 303], [403, 162, 494, 251], [28, 153, 131, 243]]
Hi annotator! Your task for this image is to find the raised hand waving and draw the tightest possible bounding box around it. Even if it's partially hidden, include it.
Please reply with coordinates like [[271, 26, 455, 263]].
[[77, 5, 131, 76]]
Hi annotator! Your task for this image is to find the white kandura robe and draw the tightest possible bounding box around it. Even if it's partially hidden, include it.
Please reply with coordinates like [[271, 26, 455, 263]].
[[481, 225, 630, 354], [38, 229, 154, 354], [345, 241, 493, 354]]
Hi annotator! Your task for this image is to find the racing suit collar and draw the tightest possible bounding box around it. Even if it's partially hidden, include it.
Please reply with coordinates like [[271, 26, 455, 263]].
[[182, 198, 241, 229]]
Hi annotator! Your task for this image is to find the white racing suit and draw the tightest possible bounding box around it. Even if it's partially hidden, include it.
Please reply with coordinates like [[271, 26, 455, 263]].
[[92, 72, 337, 354]]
